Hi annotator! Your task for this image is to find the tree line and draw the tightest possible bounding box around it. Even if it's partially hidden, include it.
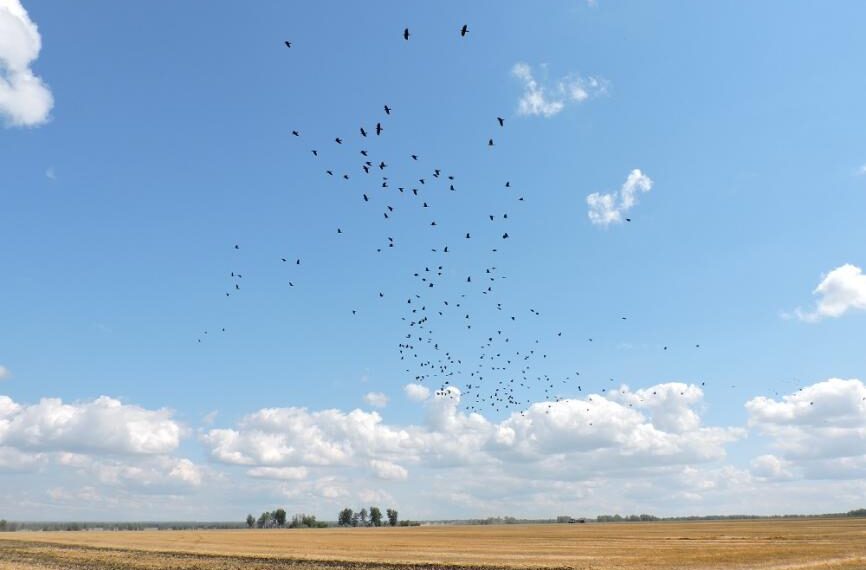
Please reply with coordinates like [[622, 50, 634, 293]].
[[337, 507, 407, 527], [245, 509, 328, 529]]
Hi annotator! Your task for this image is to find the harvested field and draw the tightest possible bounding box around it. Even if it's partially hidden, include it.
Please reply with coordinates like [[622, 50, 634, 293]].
[[1, 518, 865, 569]]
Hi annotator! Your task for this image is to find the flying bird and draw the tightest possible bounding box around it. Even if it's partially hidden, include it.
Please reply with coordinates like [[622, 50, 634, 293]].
[[335, 137, 342, 144], [284, 41, 292, 48], [403, 28, 410, 40], [384, 105, 392, 115], [376, 122, 383, 135], [360, 127, 367, 137], [497, 117, 504, 126], [460, 24, 469, 37], [488, 138, 494, 146]]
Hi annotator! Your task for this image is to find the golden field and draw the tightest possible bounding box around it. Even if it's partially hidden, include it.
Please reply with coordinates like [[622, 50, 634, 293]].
[[1, 518, 865, 569]]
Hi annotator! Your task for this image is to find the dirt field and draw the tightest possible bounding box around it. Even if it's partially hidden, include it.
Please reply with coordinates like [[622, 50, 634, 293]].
[[1, 518, 865, 569]]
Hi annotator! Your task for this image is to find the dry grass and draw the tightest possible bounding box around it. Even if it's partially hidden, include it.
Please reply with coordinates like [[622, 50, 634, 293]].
[[1, 518, 865, 569]]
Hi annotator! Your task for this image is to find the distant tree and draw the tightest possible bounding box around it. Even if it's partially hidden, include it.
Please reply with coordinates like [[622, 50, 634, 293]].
[[369, 507, 382, 527], [257, 511, 273, 529], [338, 508, 354, 527], [386, 508, 398, 527], [359, 508, 368, 526], [0, 520, 7, 532], [351, 512, 361, 527], [246, 514, 255, 528], [274, 508, 287, 527]]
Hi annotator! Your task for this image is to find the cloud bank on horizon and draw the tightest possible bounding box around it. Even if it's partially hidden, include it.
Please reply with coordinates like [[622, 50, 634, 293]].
[[2, 378, 864, 519]]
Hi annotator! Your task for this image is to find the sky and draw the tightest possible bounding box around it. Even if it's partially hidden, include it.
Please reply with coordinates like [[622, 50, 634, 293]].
[[1, 0, 866, 521]]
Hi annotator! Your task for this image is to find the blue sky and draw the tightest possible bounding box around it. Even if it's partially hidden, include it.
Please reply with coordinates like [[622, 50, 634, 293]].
[[1, 0, 866, 521]]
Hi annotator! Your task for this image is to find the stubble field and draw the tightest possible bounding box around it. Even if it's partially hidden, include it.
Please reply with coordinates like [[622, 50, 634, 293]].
[[1, 518, 865, 569]]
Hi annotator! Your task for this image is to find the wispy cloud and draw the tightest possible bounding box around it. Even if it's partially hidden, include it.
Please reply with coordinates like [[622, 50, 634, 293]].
[[0, 365, 9, 381], [586, 169, 653, 226], [511, 62, 606, 118], [0, 0, 54, 127], [363, 391, 389, 409]]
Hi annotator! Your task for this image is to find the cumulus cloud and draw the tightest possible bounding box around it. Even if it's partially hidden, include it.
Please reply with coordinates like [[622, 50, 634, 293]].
[[247, 466, 308, 481], [587, 169, 653, 226], [404, 383, 430, 402], [792, 264, 866, 322], [369, 459, 408, 480], [363, 391, 389, 409], [0, 395, 181, 455], [511, 62, 606, 118], [202, 383, 742, 489], [746, 378, 866, 479], [750, 454, 793, 481], [0, 0, 53, 127]]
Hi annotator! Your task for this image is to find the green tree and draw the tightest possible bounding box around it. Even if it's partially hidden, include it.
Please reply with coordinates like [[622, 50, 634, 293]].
[[246, 514, 255, 528], [257, 511, 273, 528], [274, 508, 287, 527], [386, 508, 398, 527], [359, 508, 368, 526], [338, 508, 354, 527], [369, 507, 382, 527]]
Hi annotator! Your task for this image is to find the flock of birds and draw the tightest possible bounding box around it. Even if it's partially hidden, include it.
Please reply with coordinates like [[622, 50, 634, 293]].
[[196, 24, 718, 419]]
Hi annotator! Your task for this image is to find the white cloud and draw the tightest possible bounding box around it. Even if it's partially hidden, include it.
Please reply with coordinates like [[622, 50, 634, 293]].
[[403, 383, 430, 402], [0, 395, 181, 455], [0, 365, 9, 380], [792, 264, 866, 322], [746, 378, 866, 479], [511, 62, 606, 118], [750, 454, 793, 481], [202, 383, 742, 488], [363, 391, 389, 409], [587, 169, 653, 226], [369, 459, 408, 481], [0, 0, 53, 127], [247, 466, 308, 480]]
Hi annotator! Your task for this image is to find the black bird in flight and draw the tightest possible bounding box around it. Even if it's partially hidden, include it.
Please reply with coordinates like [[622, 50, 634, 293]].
[[311, 150, 318, 156], [384, 105, 392, 115], [460, 24, 469, 37], [335, 137, 342, 144], [376, 122, 383, 135], [360, 150, 368, 156], [497, 117, 504, 126], [411, 154, 418, 160], [488, 138, 494, 146], [234, 244, 239, 249], [291, 130, 299, 136], [284, 41, 292, 48], [360, 127, 367, 137], [403, 28, 410, 40], [625, 218, 632, 222]]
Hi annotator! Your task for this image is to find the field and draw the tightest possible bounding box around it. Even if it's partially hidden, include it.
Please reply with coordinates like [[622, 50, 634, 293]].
[[1, 519, 865, 569]]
